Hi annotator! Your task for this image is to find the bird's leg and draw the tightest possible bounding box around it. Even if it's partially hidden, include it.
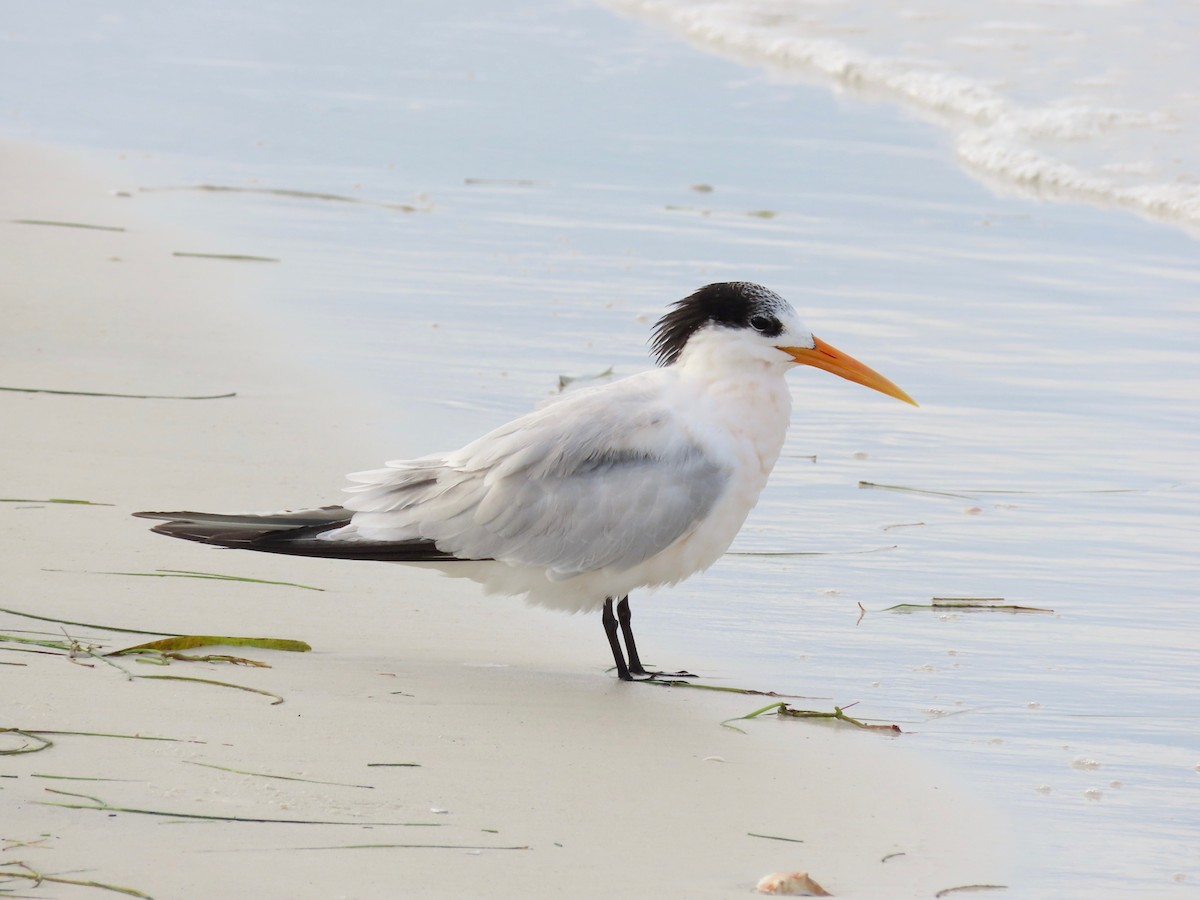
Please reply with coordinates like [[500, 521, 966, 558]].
[[617, 596, 697, 679], [602, 596, 633, 681], [616, 596, 648, 677]]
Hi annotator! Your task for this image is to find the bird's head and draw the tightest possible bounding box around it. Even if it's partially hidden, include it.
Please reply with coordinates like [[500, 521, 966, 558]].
[[651, 282, 917, 406]]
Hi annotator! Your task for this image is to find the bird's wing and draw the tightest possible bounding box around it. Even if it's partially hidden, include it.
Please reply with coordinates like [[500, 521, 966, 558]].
[[340, 375, 732, 579]]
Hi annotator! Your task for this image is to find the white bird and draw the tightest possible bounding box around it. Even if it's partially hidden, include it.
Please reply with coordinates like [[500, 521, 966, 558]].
[[136, 282, 916, 680]]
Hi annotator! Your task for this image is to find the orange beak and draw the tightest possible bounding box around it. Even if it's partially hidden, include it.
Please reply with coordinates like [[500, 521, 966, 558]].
[[780, 336, 918, 406]]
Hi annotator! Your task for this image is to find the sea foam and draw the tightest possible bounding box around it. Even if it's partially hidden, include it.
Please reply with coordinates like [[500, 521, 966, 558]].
[[610, 0, 1200, 233]]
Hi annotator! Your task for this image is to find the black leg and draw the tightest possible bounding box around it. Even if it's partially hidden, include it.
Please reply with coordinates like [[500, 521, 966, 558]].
[[616, 596, 648, 676], [612, 595, 697, 680], [602, 596, 632, 681]]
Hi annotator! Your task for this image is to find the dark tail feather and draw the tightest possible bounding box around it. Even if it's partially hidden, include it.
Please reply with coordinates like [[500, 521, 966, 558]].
[[133, 507, 459, 562]]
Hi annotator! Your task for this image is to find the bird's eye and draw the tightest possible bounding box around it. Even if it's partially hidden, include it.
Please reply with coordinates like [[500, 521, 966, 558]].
[[749, 315, 776, 333]]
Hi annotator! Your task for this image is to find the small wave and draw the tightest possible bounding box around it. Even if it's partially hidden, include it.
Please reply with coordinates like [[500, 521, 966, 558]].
[[609, 0, 1200, 234], [956, 130, 1200, 229]]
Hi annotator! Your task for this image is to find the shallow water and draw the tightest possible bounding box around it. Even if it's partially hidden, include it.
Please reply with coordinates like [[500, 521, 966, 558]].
[[5, 0, 1199, 894]]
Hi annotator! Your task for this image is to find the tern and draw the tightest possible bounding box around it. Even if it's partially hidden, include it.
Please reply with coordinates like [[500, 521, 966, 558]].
[[136, 282, 915, 680]]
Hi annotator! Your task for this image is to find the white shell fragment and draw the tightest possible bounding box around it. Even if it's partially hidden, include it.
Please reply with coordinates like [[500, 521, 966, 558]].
[[755, 871, 832, 896]]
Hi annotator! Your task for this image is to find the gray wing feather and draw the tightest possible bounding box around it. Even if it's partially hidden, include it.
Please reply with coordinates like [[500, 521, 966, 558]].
[[341, 375, 731, 578]]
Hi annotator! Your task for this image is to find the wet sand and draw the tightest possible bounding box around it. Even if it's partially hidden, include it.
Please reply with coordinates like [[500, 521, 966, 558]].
[[0, 142, 1010, 898]]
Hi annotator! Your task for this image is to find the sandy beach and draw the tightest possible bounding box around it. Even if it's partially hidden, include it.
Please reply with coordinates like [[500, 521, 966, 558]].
[[0, 143, 1012, 897]]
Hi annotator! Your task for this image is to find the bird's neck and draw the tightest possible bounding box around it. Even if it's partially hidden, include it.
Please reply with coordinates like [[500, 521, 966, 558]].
[[674, 350, 794, 477]]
